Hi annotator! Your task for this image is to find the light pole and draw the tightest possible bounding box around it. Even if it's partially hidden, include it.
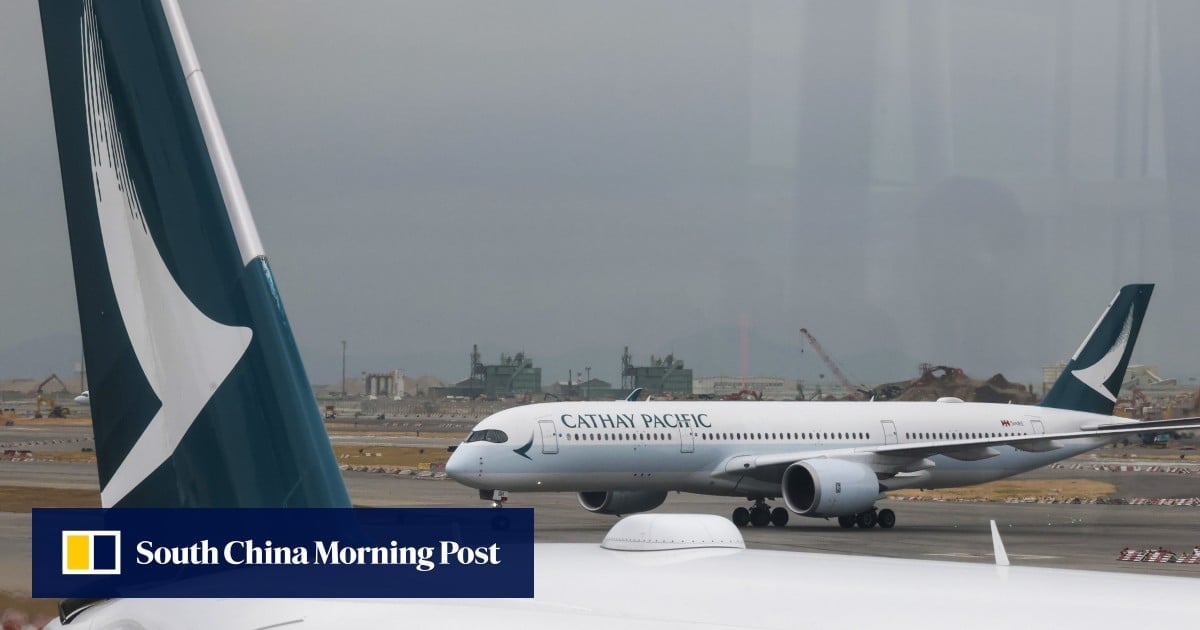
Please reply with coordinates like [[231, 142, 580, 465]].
[[585, 366, 591, 401], [340, 340, 347, 398]]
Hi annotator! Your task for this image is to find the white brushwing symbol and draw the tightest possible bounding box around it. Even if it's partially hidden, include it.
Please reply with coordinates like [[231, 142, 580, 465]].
[[1070, 309, 1133, 403], [81, 3, 252, 506]]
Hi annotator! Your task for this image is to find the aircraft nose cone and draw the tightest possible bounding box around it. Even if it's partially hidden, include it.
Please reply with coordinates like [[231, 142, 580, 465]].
[[445, 447, 468, 480]]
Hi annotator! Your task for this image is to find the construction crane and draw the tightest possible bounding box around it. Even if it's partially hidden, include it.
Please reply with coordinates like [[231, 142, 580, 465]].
[[34, 373, 71, 418], [799, 328, 866, 400]]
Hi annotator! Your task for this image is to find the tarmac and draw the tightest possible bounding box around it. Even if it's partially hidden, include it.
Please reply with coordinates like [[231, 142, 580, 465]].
[[2, 423, 1199, 593]]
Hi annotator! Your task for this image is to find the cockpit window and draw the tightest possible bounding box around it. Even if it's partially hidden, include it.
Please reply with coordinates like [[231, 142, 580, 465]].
[[465, 429, 508, 444]]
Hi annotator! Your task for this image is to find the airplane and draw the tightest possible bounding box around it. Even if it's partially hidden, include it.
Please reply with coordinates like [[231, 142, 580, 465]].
[[33, 1, 1200, 628], [73, 391, 89, 405], [446, 283, 1200, 529]]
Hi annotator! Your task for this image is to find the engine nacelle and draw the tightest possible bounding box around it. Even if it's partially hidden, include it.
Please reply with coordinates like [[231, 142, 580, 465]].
[[781, 459, 881, 517], [578, 490, 668, 516]]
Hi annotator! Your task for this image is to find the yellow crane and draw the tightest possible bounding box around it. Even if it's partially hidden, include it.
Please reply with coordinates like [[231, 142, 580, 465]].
[[34, 373, 71, 419]]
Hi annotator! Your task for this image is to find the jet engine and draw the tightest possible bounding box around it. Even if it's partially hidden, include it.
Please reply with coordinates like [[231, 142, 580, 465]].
[[578, 490, 668, 516], [781, 459, 881, 517]]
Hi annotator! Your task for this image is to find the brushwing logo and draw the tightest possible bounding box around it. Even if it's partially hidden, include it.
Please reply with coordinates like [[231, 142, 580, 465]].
[[62, 530, 121, 575], [80, 0, 252, 506], [513, 435, 534, 460], [1070, 309, 1134, 403]]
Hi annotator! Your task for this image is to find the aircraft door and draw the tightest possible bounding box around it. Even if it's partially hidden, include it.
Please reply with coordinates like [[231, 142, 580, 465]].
[[680, 428, 695, 454], [1026, 416, 1045, 435], [880, 420, 898, 444], [538, 419, 559, 454]]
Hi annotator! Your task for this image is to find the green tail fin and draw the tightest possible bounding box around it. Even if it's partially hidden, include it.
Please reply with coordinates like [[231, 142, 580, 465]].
[[39, 0, 350, 507], [1040, 284, 1153, 415]]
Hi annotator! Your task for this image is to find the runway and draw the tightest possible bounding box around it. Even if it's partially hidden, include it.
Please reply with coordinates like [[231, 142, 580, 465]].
[[343, 468, 1200, 577], [2, 423, 1198, 593]]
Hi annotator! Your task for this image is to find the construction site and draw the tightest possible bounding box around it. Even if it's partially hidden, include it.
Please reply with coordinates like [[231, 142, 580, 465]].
[[4, 329, 1197, 431]]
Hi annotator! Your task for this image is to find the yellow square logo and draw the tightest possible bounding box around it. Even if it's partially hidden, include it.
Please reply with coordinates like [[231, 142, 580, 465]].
[[61, 530, 121, 575]]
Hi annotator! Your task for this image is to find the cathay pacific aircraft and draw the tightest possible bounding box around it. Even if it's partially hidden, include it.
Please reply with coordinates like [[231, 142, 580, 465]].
[[35, 1, 1200, 628], [447, 284, 1200, 529]]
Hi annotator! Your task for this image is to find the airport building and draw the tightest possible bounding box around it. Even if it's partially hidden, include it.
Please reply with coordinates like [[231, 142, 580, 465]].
[[1043, 362, 1178, 396], [693, 376, 800, 400]]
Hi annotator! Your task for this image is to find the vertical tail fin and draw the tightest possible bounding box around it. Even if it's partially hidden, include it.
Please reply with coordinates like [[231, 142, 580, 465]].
[[38, 0, 350, 508], [1040, 284, 1153, 415]]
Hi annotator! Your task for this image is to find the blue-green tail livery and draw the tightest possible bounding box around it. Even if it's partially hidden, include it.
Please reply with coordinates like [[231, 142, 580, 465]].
[[38, 0, 350, 508], [1040, 284, 1153, 416]]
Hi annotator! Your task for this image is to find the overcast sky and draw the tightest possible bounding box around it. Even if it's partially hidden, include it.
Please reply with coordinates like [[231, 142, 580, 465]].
[[2, 1, 1198, 389]]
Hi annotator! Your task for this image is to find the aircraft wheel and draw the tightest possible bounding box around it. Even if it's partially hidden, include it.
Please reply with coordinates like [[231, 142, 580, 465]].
[[732, 507, 751, 527], [877, 508, 896, 529], [855, 510, 878, 529], [837, 515, 856, 529], [749, 507, 771, 527], [770, 507, 789, 527]]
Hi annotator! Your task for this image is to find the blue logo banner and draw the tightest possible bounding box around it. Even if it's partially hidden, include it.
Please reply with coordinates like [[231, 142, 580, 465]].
[[34, 508, 534, 598]]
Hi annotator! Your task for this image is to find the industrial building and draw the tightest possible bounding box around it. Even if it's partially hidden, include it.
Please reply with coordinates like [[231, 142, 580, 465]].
[[431, 345, 542, 399], [549, 378, 614, 401], [621, 347, 692, 398], [363, 369, 404, 400]]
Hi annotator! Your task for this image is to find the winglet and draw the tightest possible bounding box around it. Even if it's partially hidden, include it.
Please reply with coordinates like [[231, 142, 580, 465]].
[[625, 388, 645, 402], [990, 520, 1010, 566]]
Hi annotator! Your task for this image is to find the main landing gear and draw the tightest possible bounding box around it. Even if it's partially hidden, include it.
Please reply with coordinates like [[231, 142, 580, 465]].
[[731, 498, 789, 528], [837, 507, 895, 529]]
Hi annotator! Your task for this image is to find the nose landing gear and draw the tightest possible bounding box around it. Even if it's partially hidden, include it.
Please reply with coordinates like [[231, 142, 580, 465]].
[[479, 489, 509, 507]]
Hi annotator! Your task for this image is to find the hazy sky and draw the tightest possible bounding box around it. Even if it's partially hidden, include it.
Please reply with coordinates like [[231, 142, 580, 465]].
[[2, 1, 1198, 388]]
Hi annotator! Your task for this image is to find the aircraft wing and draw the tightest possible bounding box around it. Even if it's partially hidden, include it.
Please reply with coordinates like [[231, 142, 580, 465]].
[[716, 419, 1200, 481], [1083, 416, 1200, 432]]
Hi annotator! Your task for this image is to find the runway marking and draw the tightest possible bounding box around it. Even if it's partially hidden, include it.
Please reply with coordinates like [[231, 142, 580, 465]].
[[926, 553, 1061, 560]]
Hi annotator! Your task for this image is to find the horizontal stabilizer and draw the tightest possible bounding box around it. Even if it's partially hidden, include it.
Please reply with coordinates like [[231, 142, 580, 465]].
[[1086, 416, 1200, 433]]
